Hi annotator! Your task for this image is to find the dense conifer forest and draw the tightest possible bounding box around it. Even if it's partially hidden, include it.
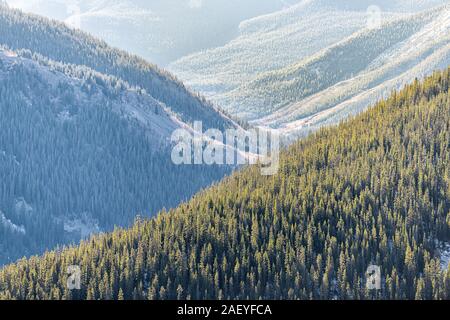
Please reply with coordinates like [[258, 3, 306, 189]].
[[1, 68, 449, 300], [0, 48, 231, 265], [0, 5, 239, 131], [0, 5, 240, 265]]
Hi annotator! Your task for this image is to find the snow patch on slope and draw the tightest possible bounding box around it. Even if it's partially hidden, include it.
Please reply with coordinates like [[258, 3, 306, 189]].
[[0, 211, 26, 235], [437, 242, 450, 271], [15, 198, 33, 216], [63, 213, 101, 239]]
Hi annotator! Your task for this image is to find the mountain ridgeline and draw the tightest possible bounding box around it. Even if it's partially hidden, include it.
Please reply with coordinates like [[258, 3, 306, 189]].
[[1, 69, 449, 300], [0, 5, 239, 131]]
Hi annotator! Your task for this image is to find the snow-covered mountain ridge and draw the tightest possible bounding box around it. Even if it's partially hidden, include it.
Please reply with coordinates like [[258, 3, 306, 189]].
[[169, 0, 450, 140]]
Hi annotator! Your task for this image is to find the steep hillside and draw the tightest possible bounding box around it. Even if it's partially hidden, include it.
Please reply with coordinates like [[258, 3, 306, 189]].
[[0, 47, 233, 265], [225, 11, 434, 119], [0, 5, 240, 132], [169, 1, 450, 122], [261, 36, 450, 139], [5, 0, 300, 66], [1, 68, 449, 300], [0, 6, 249, 265], [256, 6, 450, 136]]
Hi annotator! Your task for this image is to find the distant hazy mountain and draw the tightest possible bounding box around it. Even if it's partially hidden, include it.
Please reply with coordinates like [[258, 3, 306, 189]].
[[0, 6, 242, 265], [256, 7, 450, 139], [5, 0, 300, 66], [169, 0, 450, 132], [224, 8, 448, 119]]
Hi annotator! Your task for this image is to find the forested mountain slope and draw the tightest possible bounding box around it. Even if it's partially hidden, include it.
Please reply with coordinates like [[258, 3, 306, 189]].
[[229, 11, 434, 118], [1, 68, 449, 300], [169, 0, 374, 104], [0, 5, 240, 131], [0, 6, 246, 265], [0, 48, 232, 266], [253, 6, 450, 136], [170, 1, 450, 124]]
